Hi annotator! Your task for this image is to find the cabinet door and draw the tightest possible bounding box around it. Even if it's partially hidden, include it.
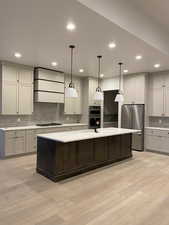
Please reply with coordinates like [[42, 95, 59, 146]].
[[159, 136, 169, 153], [123, 77, 134, 104], [108, 135, 121, 161], [123, 74, 145, 104], [19, 83, 33, 114], [164, 87, 169, 116], [15, 131, 26, 155], [2, 64, 18, 82], [149, 73, 164, 89], [64, 96, 74, 114], [15, 137, 25, 155], [93, 138, 107, 163], [26, 130, 37, 153], [63, 142, 77, 170], [121, 134, 132, 158], [77, 140, 93, 167], [2, 81, 18, 114], [145, 135, 161, 151], [149, 87, 164, 116], [5, 137, 15, 156], [19, 68, 33, 84]]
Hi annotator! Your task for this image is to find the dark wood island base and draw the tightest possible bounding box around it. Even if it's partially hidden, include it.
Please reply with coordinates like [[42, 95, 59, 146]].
[[37, 134, 132, 182]]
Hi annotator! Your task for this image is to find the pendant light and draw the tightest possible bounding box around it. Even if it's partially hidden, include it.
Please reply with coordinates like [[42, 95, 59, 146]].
[[115, 62, 124, 102], [65, 45, 78, 98], [94, 55, 103, 101]]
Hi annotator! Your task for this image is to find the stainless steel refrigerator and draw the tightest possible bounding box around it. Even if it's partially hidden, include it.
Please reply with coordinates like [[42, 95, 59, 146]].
[[121, 104, 145, 151]]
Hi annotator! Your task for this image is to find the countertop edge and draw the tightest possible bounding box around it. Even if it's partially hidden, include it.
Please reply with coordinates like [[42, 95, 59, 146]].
[[37, 129, 140, 143], [0, 123, 88, 131]]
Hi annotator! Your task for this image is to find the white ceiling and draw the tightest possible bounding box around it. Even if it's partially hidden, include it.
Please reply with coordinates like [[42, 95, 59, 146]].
[[0, 0, 169, 78], [132, 0, 169, 33]]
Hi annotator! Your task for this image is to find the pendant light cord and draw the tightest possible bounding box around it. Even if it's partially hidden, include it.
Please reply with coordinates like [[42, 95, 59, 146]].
[[71, 47, 73, 84], [97, 55, 102, 92], [69, 45, 75, 88], [118, 62, 123, 93]]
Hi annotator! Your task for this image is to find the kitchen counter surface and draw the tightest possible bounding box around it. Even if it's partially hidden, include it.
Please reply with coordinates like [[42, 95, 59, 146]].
[[38, 127, 140, 143], [146, 127, 169, 131], [0, 123, 87, 131]]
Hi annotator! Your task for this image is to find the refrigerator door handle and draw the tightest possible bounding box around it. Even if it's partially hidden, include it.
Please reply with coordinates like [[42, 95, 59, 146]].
[[136, 132, 142, 136]]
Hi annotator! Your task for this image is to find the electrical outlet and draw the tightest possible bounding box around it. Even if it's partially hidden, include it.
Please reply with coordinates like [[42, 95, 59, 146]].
[[66, 116, 69, 121], [17, 117, 21, 122]]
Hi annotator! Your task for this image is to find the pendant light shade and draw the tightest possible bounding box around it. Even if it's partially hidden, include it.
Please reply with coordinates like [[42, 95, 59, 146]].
[[95, 87, 104, 100], [115, 62, 124, 103], [94, 55, 103, 101], [115, 93, 124, 102], [65, 86, 78, 98], [65, 45, 78, 98]]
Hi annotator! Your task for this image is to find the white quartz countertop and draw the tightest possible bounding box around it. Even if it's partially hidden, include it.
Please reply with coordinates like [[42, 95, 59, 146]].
[[0, 123, 87, 131], [37, 128, 140, 143], [146, 127, 169, 131]]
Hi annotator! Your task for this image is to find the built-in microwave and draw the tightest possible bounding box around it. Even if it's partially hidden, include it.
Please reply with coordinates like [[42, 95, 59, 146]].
[[89, 106, 101, 129]]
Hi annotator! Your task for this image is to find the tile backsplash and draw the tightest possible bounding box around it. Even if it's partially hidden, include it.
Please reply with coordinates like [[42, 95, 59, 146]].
[[149, 116, 169, 128], [0, 103, 81, 128]]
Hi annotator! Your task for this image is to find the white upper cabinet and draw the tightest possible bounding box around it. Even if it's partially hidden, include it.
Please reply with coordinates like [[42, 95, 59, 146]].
[[123, 73, 146, 104], [0, 62, 34, 115], [19, 83, 33, 114], [64, 76, 82, 114], [149, 87, 164, 116], [2, 64, 18, 82], [149, 72, 169, 117], [2, 81, 19, 114], [19, 67, 33, 84]]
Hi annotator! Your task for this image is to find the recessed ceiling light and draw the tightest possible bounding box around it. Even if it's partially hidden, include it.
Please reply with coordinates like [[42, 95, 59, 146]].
[[154, 64, 160, 68], [66, 22, 76, 31], [136, 55, 142, 60], [123, 69, 128, 73], [14, 52, 22, 58], [100, 73, 104, 78], [51, 62, 58, 67], [79, 69, 84, 73], [108, 42, 116, 49]]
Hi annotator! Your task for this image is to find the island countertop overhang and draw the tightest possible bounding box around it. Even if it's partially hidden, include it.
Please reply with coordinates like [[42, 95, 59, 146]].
[[37, 127, 140, 143]]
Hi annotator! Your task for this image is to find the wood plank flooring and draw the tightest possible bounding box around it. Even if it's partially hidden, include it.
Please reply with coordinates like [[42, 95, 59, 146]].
[[1, 151, 169, 225]]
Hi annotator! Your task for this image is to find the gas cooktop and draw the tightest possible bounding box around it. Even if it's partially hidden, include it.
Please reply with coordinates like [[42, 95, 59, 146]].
[[36, 122, 62, 127]]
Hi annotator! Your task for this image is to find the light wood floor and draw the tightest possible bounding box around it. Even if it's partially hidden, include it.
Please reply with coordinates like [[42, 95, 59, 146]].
[[1, 151, 169, 225]]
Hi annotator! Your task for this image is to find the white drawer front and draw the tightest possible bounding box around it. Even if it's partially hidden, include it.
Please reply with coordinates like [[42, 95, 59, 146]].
[[5, 130, 25, 139], [145, 129, 169, 137]]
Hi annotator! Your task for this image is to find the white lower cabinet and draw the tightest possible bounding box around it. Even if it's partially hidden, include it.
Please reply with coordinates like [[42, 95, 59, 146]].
[[0, 125, 88, 158], [5, 130, 26, 156], [26, 130, 37, 153], [145, 128, 169, 154]]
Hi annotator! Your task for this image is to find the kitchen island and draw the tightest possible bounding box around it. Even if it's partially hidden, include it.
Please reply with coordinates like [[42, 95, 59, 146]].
[[37, 128, 139, 181]]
